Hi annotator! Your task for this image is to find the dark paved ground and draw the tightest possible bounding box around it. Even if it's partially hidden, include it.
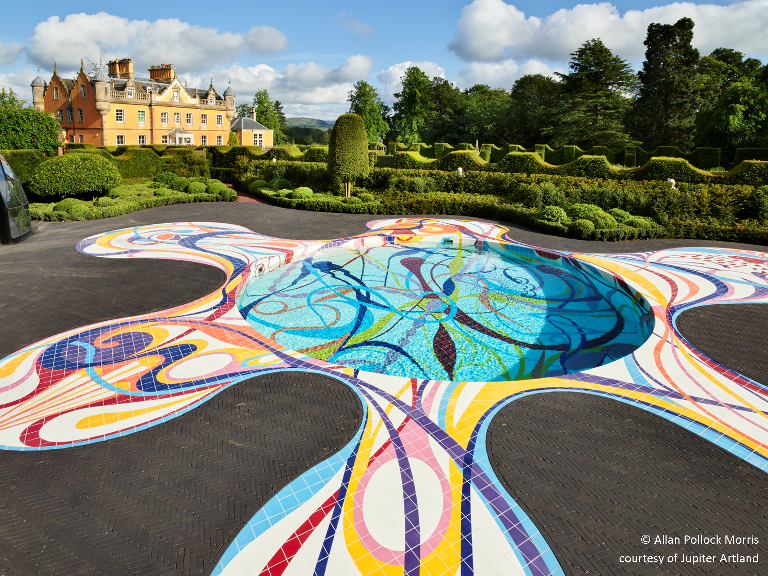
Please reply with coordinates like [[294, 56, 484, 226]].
[[1, 200, 767, 575]]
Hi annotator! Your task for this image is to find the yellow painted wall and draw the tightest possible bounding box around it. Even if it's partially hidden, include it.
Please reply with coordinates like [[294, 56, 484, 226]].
[[237, 129, 273, 148]]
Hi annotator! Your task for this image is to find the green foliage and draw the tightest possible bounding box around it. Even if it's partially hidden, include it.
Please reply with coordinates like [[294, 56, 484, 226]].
[[0, 85, 26, 109], [111, 148, 162, 180], [93, 196, 116, 207], [252, 89, 283, 144], [0, 149, 49, 187], [608, 208, 632, 222], [248, 179, 268, 193], [269, 178, 292, 190], [302, 146, 329, 163], [0, 107, 61, 153], [734, 148, 768, 164], [30, 153, 121, 198], [393, 66, 432, 144], [328, 113, 370, 196], [188, 182, 207, 194], [228, 131, 239, 146], [287, 187, 314, 199], [567, 203, 619, 228], [540, 205, 569, 225], [264, 146, 304, 161], [348, 80, 390, 143], [569, 219, 596, 238]]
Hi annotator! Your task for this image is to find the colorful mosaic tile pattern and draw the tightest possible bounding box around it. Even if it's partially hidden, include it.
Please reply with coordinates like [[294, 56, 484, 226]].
[[1, 218, 767, 576]]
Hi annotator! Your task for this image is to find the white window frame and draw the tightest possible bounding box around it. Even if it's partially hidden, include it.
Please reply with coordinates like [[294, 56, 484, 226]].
[[161, 135, 168, 144], [201, 135, 207, 145], [53, 86, 59, 100], [174, 112, 181, 125], [116, 135, 125, 145], [216, 114, 223, 127], [77, 109, 83, 123], [160, 112, 168, 125], [80, 85, 86, 99], [216, 135, 223, 145], [126, 88, 134, 98], [138, 135, 147, 145], [200, 114, 208, 126], [209, 97, 214, 105], [173, 91, 180, 102], [186, 113, 193, 126], [137, 110, 146, 124], [115, 109, 125, 123], [67, 109, 74, 123], [254, 133, 263, 147], [57, 109, 63, 121], [78, 135, 84, 143]]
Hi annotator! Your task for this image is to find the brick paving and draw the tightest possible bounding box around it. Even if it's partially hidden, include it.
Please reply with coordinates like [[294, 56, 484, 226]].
[[1, 200, 767, 575]]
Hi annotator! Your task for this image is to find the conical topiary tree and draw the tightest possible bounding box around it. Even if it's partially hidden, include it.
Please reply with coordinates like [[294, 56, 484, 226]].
[[328, 113, 369, 197]]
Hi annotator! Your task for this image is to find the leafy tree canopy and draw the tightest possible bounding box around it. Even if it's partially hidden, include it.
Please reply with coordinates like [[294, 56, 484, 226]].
[[347, 80, 389, 143], [0, 86, 26, 109], [251, 89, 284, 144], [393, 66, 432, 145]]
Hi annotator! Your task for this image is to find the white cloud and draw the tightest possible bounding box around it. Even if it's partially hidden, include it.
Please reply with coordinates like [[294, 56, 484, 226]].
[[454, 59, 563, 90], [27, 12, 288, 74], [336, 12, 374, 36], [0, 42, 24, 67], [0, 68, 38, 103], [194, 55, 374, 106], [448, 0, 768, 64], [376, 61, 446, 103]]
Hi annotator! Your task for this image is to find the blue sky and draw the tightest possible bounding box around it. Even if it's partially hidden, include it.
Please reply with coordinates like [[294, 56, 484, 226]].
[[1, 0, 766, 119]]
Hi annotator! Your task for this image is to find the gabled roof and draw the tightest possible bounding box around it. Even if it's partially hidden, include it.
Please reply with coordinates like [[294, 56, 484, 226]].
[[230, 117, 271, 131]]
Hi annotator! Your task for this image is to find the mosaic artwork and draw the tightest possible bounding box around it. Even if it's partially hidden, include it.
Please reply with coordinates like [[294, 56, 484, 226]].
[[0, 218, 767, 576]]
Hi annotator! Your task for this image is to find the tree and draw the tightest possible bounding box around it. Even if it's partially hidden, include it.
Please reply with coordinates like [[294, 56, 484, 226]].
[[274, 100, 287, 135], [626, 18, 702, 151], [461, 85, 513, 145], [252, 89, 283, 145], [236, 103, 252, 118], [392, 66, 432, 144], [228, 131, 239, 146], [421, 77, 465, 144], [0, 86, 26, 109], [347, 80, 389, 143], [508, 74, 563, 148], [544, 39, 638, 148], [327, 113, 369, 197], [696, 80, 768, 160]]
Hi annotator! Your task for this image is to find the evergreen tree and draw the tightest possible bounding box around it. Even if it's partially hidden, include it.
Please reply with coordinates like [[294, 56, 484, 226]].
[[392, 66, 432, 144], [626, 18, 702, 151], [273, 100, 288, 134], [327, 113, 369, 197], [544, 39, 638, 149], [252, 89, 283, 145], [347, 80, 389, 143], [508, 74, 562, 148]]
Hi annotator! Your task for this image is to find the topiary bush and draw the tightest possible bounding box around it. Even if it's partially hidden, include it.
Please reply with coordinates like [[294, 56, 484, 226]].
[[570, 218, 595, 239], [30, 153, 121, 198], [248, 179, 268, 193], [168, 177, 191, 193], [287, 187, 314, 199], [540, 205, 569, 225], [608, 208, 631, 223], [188, 182, 207, 195], [269, 178, 292, 190], [328, 113, 369, 197], [93, 196, 116, 207], [567, 203, 618, 229], [53, 198, 91, 220], [0, 149, 49, 188]]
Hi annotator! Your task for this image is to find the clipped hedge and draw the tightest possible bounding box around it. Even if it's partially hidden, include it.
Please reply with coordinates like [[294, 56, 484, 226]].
[[0, 149, 49, 187], [733, 148, 768, 165], [30, 153, 121, 197]]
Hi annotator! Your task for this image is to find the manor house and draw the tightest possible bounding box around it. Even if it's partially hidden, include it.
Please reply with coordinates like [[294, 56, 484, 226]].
[[31, 59, 238, 147]]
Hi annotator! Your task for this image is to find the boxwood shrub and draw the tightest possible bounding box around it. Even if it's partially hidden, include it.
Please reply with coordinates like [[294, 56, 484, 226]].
[[30, 153, 121, 198]]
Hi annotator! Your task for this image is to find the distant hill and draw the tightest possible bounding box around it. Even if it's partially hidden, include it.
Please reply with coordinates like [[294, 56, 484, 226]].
[[285, 117, 335, 130]]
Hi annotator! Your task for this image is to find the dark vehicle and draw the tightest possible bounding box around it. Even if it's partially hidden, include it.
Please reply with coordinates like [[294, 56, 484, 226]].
[[0, 153, 32, 244]]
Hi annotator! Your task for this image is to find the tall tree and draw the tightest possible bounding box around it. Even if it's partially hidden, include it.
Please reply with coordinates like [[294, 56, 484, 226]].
[[327, 113, 369, 197], [273, 100, 288, 134], [626, 18, 702, 151], [392, 66, 432, 144], [252, 89, 283, 145], [347, 80, 389, 143], [508, 74, 562, 148], [421, 77, 465, 144], [236, 103, 251, 118], [461, 85, 512, 145], [0, 86, 26, 109], [544, 39, 638, 149]]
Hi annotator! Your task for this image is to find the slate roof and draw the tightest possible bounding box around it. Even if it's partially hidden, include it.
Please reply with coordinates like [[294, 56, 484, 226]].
[[230, 117, 271, 131]]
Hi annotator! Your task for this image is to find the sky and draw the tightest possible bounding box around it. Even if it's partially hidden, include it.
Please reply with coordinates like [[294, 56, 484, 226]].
[[1, 0, 767, 120]]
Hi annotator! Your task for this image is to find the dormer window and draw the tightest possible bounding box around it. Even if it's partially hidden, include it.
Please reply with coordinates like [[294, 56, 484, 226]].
[[209, 97, 213, 105], [147, 87, 152, 94], [126, 88, 134, 98], [173, 91, 179, 102]]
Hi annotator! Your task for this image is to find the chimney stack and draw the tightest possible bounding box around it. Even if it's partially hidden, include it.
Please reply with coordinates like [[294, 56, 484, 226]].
[[251, 107, 257, 121], [107, 58, 134, 79], [149, 64, 176, 81]]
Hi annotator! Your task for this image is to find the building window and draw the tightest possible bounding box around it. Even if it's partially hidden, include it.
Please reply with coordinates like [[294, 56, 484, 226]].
[[78, 135, 84, 143], [78, 109, 83, 123], [126, 88, 134, 98], [174, 112, 181, 125], [160, 112, 168, 125], [201, 114, 207, 126], [57, 109, 63, 121], [53, 87, 59, 100], [116, 135, 125, 145], [80, 85, 86, 99], [69, 135, 74, 143], [161, 135, 168, 144], [254, 133, 263, 147], [67, 109, 74, 123], [138, 135, 147, 145], [186, 113, 193, 125], [216, 114, 223, 127], [115, 109, 124, 123], [138, 110, 146, 124], [209, 97, 214, 105], [173, 91, 179, 102], [216, 135, 223, 145], [201, 135, 207, 145]]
